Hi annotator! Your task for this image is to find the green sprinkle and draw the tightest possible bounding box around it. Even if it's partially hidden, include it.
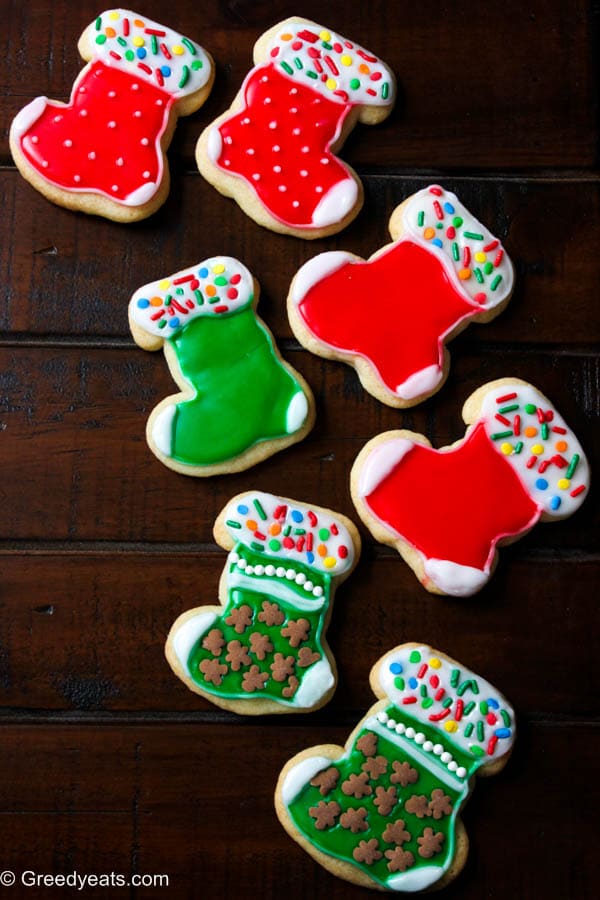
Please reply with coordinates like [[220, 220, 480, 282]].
[[253, 498, 267, 521], [420, 685, 428, 697], [95, 16, 102, 30], [226, 519, 241, 529], [176, 288, 184, 296], [436, 222, 443, 229], [194, 289, 204, 306], [457, 679, 470, 697], [269, 539, 281, 552], [566, 454, 580, 479], [394, 676, 405, 690], [464, 722, 474, 737], [491, 274, 503, 291], [470, 745, 485, 758], [164, 296, 171, 306], [125, 50, 134, 61], [442, 697, 453, 709], [321, 41, 332, 50], [294, 528, 306, 535], [350, 78, 360, 90], [541, 422, 549, 440], [158, 319, 166, 329], [294, 56, 303, 70], [452, 242, 459, 261], [280, 61, 294, 75], [191, 60, 203, 70], [208, 295, 219, 304], [484, 261, 494, 275], [525, 403, 537, 414], [306, 70, 318, 79], [453, 216, 463, 228], [382, 82, 389, 100], [450, 668, 460, 688], [474, 266, 485, 283], [491, 430, 513, 441], [95, 34, 107, 45], [422, 697, 433, 709], [476, 721, 485, 741], [409, 650, 421, 663], [417, 210, 425, 227], [214, 276, 228, 287], [499, 403, 519, 414], [182, 37, 197, 55], [464, 231, 484, 240], [463, 701, 476, 716], [471, 680, 480, 695], [251, 541, 264, 552], [117, 36, 127, 47], [283, 525, 291, 537], [514, 441, 524, 454], [479, 701, 489, 715], [501, 709, 511, 727], [318, 528, 330, 540], [151, 34, 158, 55], [179, 65, 190, 89]]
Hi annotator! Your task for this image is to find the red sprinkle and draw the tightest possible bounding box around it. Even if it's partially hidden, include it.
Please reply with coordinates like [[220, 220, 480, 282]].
[[526, 455, 537, 469], [417, 664, 428, 679], [173, 274, 195, 284], [366, 88, 377, 96], [455, 700, 464, 721], [333, 42, 343, 52], [429, 708, 451, 722], [429, 186, 443, 196], [185, 300, 194, 309], [254, 531, 266, 541], [496, 392, 517, 404], [324, 55, 339, 75], [123, 18, 129, 36], [145, 28, 166, 36], [137, 62, 152, 74], [296, 537, 305, 551], [334, 90, 349, 102], [434, 688, 445, 701], [433, 200, 444, 220], [170, 298, 188, 314], [270, 47, 279, 58], [514, 414, 521, 436], [306, 533, 314, 552], [370, 71, 382, 81], [150, 310, 165, 321], [314, 59, 324, 73], [357, 50, 377, 62], [486, 712, 497, 725], [552, 455, 567, 468], [429, 675, 439, 689], [155, 69, 164, 87], [307, 47, 320, 58], [403, 696, 418, 705], [109, 50, 121, 61], [214, 305, 228, 313], [546, 410, 554, 421], [494, 249, 504, 267], [297, 29, 318, 42], [537, 408, 546, 423], [552, 426, 567, 434], [274, 505, 287, 519], [190, 279, 200, 291], [538, 460, 550, 474], [282, 537, 294, 549], [487, 736, 498, 756], [474, 292, 487, 304], [338, 546, 348, 558], [230, 274, 241, 285], [495, 413, 511, 427], [463, 246, 471, 266], [570, 485, 586, 497], [227, 288, 238, 300], [308, 511, 318, 527], [291, 41, 302, 51], [330, 524, 339, 535], [483, 239, 499, 252], [446, 226, 456, 239]]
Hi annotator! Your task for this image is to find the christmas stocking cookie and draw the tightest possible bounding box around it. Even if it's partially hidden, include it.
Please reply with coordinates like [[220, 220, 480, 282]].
[[166, 492, 360, 714], [276, 643, 515, 892], [351, 379, 589, 596], [10, 9, 214, 221], [196, 17, 395, 238], [289, 185, 515, 406], [129, 257, 314, 475]]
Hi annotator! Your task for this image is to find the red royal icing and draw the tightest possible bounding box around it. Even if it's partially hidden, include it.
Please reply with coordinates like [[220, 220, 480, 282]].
[[297, 240, 483, 393], [215, 64, 353, 227], [19, 60, 172, 203], [364, 423, 540, 571]]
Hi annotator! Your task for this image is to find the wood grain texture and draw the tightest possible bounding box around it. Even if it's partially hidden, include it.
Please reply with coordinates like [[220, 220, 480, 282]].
[[1, 0, 598, 896]]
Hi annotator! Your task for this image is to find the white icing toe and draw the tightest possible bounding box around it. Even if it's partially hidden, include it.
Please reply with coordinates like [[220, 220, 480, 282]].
[[172, 611, 217, 670], [311, 177, 358, 228], [207, 126, 223, 163], [151, 405, 176, 457], [292, 657, 334, 709], [291, 251, 355, 304], [286, 391, 308, 433], [10, 96, 48, 140], [423, 557, 489, 597], [396, 364, 443, 400], [281, 755, 333, 806], [359, 439, 415, 497]]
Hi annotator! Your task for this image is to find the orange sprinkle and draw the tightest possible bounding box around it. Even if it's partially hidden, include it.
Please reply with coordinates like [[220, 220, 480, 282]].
[[280, 32, 293, 40], [105, 27, 117, 38], [555, 440, 568, 452], [150, 296, 162, 307], [134, 18, 145, 27], [359, 63, 370, 74], [206, 284, 217, 297], [246, 519, 257, 531], [458, 268, 471, 280], [269, 523, 281, 536], [423, 227, 435, 240], [317, 543, 327, 557], [524, 426, 537, 438]]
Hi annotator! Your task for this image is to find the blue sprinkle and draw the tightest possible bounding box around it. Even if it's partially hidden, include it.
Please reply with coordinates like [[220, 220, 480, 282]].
[[291, 510, 304, 523], [160, 65, 172, 77], [535, 478, 548, 491], [199, 267, 209, 278], [431, 238, 443, 248], [169, 318, 180, 328], [550, 495, 561, 510], [136, 47, 147, 59], [487, 698, 500, 709], [137, 298, 150, 309], [237, 504, 249, 515], [495, 728, 511, 738], [443, 202, 455, 214], [389, 662, 403, 675], [306, 551, 315, 564], [408, 677, 418, 689]]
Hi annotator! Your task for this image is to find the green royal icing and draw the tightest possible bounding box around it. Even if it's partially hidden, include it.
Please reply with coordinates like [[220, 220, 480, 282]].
[[189, 546, 331, 705], [167, 307, 306, 466]]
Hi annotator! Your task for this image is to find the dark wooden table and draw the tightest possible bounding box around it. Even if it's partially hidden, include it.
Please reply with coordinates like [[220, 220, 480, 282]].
[[1, 1, 598, 897]]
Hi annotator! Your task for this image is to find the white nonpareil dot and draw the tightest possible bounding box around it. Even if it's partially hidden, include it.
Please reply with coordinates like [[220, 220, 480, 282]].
[[246, 148, 255, 156], [252, 173, 261, 181], [224, 136, 233, 145], [88, 151, 96, 160], [278, 185, 287, 192], [73, 174, 81, 183], [111, 184, 119, 192], [241, 117, 251, 125], [301, 146, 310, 153], [405, 727, 415, 739], [315, 186, 323, 194], [260, 75, 269, 83], [107, 121, 116, 128], [265, 565, 275, 576], [254, 565, 264, 576], [116, 157, 124, 166], [263, 97, 272, 105], [292, 128, 301, 136], [289, 107, 298, 114], [131, 83, 139, 91], [31, 136, 39, 143], [272, 145, 281, 152], [134, 110, 142, 118], [300, 169, 308, 177], [79, 109, 88, 117], [224, 160, 231, 166], [286, 569, 295, 580], [320, 157, 330, 165], [289, 87, 298, 95], [377, 711, 388, 723], [304, 581, 313, 592], [143, 171, 151, 179], [141, 137, 149, 146], [79, 86, 86, 93], [313, 585, 323, 597], [387, 718, 397, 730], [42, 160, 48, 167], [246, 566, 254, 575], [268, 121, 277, 130], [108, 91, 116, 98], [53, 115, 62, 123], [292, 201, 300, 208], [63, 139, 72, 147], [273, 165, 282, 173], [156, 99, 163, 106]]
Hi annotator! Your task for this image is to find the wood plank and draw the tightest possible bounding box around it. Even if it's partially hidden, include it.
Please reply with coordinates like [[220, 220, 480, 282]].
[[0, 553, 596, 716], [2, 172, 599, 343], [0, 346, 596, 546], [1, 1, 596, 169], [0, 723, 596, 898]]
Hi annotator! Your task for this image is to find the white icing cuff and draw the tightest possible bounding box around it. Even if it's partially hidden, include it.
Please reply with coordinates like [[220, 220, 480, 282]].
[[480, 381, 590, 518], [291, 251, 355, 305], [281, 755, 333, 806], [396, 364, 442, 401], [267, 20, 395, 107], [10, 96, 48, 140], [423, 557, 489, 597], [171, 611, 217, 669], [401, 185, 514, 308], [311, 177, 358, 228], [286, 391, 308, 433], [358, 438, 415, 497], [86, 9, 212, 98], [130, 256, 254, 338], [292, 657, 334, 708]]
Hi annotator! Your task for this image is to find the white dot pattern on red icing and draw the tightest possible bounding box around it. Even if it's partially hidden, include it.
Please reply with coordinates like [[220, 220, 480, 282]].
[[481, 383, 589, 517], [266, 20, 394, 106], [130, 257, 254, 337], [87, 9, 211, 97], [401, 185, 514, 308], [223, 492, 355, 575], [379, 645, 515, 763]]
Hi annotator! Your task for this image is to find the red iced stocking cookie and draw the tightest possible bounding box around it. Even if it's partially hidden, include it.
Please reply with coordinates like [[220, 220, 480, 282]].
[[196, 18, 395, 238], [351, 379, 590, 596], [289, 185, 515, 406], [10, 9, 214, 221]]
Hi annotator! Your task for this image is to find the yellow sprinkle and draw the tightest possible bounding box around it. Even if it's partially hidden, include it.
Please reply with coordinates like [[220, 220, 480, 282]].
[[423, 227, 435, 240], [500, 442, 513, 455], [475, 251, 486, 263], [458, 268, 472, 280], [132, 36, 145, 47], [340, 54, 352, 66], [319, 30, 331, 41], [429, 657, 441, 669], [108, 10, 120, 19], [172, 44, 185, 56], [280, 32, 293, 41], [212, 263, 225, 274], [531, 443, 544, 455], [325, 78, 337, 90], [324, 557, 336, 569], [557, 478, 570, 490], [444, 720, 459, 733], [158, 279, 171, 290]]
